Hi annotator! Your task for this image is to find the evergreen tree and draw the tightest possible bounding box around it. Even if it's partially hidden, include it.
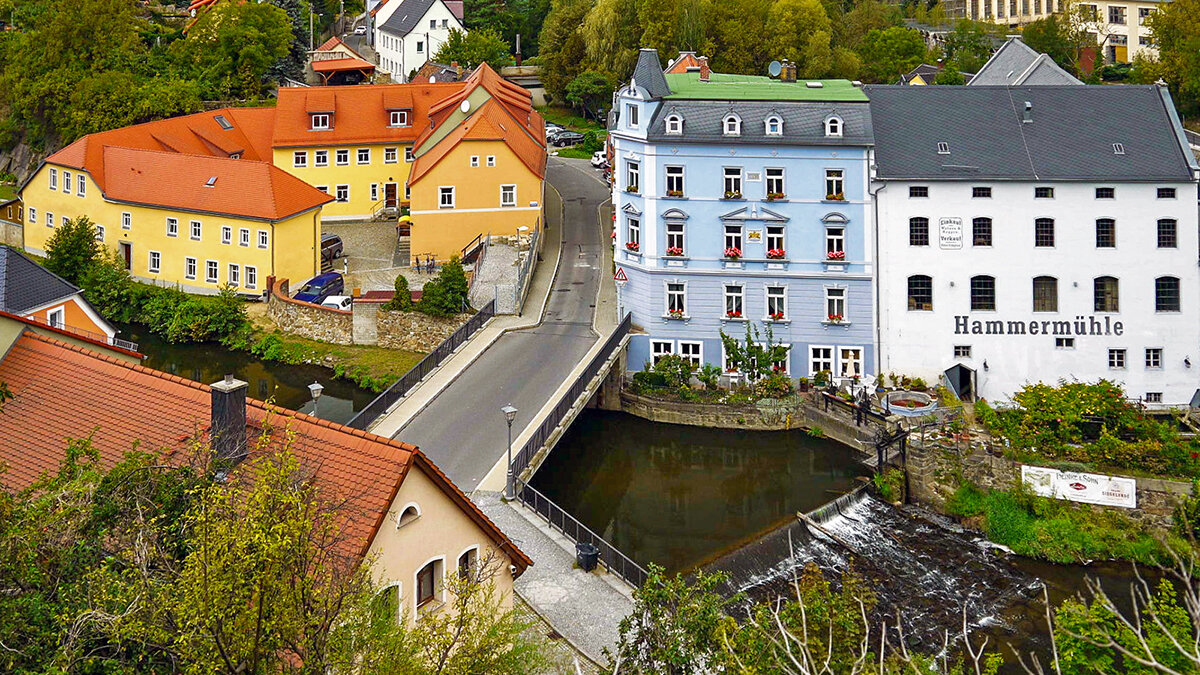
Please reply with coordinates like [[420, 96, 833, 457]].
[[43, 216, 100, 285]]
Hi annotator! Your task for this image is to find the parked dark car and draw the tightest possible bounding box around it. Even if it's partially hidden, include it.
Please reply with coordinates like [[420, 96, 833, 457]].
[[553, 131, 584, 147], [294, 272, 345, 304], [321, 233, 344, 263]]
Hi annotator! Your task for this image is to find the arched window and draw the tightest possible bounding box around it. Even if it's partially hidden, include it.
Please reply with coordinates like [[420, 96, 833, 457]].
[[397, 503, 421, 528], [1032, 276, 1057, 312], [372, 584, 401, 624], [970, 275, 995, 311], [765, 115, 783, 136], [907, 275, 932, 311], [825, 116, 843, 137], [415, 558, 444, 610], [1095, 218, 1116, 248], [665, 114, 683, 135], [1156, 276, 1180, 312], [1094, 276, 1119, 312], [723, 114, 741, 136]]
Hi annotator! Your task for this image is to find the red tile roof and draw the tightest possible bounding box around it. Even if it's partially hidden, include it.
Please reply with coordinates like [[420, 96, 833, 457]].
[[273, 83, 467, 148], [312, 57, 376, 74], [0, 332, 531, 570]]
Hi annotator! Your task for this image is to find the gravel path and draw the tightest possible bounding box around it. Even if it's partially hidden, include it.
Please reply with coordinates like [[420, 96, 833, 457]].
[[468, 240, 519, 312]]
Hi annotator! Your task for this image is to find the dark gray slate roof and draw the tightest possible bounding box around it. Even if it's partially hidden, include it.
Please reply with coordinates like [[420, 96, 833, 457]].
[[646, 100, 873, 146], [866, 84, 1197, 181], [0, 247, 79, 314], [969, 39, 1080, 86], [631, 49, 671, 100], [379, 0, 440, 36]]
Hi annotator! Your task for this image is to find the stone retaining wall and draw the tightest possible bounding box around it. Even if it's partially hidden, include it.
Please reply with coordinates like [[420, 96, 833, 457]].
[[376, 308, 470, 352], [266, 277, 353, 344], [907, 441, 1192, 530]]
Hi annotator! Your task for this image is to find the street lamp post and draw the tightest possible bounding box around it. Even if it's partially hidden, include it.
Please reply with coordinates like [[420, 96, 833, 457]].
[[309, 381, 324, 417], [502, 405, 518, 499]]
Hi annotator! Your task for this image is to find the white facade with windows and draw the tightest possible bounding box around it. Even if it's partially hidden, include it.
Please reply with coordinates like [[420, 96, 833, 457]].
[[373, 0, 465, 83]]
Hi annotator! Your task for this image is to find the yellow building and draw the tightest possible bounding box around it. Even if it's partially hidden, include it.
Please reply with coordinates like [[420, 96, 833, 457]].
[[20, 108, 332, 294]]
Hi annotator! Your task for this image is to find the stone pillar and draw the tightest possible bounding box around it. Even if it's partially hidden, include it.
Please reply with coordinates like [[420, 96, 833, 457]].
[[352, 301, 380, 346]]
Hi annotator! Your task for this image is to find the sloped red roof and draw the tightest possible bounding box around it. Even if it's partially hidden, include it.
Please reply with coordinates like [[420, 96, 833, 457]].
[[312, 57, 376, 73], [273, 83, 467, 148], [0, 332, 531, 570], [410, 95, 546, 184]]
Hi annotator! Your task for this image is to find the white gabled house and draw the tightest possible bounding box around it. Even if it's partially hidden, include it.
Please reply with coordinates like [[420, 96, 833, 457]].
[[372, 0, 465, 83]]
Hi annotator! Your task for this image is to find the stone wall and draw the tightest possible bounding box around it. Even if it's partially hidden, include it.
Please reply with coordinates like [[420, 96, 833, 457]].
[[907, 441, 1192, 530], [266, 277, 353, 345], [0, 220, 22, 248], [376, 308, 469, 352]]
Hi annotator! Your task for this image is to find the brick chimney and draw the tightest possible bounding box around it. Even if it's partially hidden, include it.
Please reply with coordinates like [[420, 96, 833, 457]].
[[780, 59, 797, 83], [211, 374, 248, 465], [699, 57, 710, 82]]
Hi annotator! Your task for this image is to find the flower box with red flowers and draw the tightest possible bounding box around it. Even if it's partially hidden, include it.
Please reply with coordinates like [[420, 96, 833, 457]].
[[723, 247, 742, 260], [665, 190, 684, 198], [826, 250, 846, 261], [769, 311, 786, 321], [665, 246, 685, 257], [667, 309, 685, 319], [766, 192, 786, 201], [824, 192, 846, 202], [725, 310, 743, 319], [827, 314, 845, 324], [766, 249, 786, 260], [625, 241, 640, 252], [723, 190, 743, 200]]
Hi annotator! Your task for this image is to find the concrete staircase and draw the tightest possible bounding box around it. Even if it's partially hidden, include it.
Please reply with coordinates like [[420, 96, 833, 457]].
[[394, 235, 411, 268]]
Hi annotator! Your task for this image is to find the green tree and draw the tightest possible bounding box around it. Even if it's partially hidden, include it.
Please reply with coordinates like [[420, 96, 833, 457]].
[[934, 65, 967, 84], [537, 0, 594, 101], [638, 0, 680, 64], [834, 0, 902, 51], [857, 26, 929, 82], [1145, 0, 1200, 115], [719, 322, 790, 382], [1021, 13, 1086, 76], [580, 0, 642, 81], [170, 0, 292, 99], [564, 70, 615, 117], [78, 247, 137, 322], [43, 215, 100, 285], [433, 27, 515, 70], [765, 0, 832, 65], [382, 273, 413, 311], [941, 19, 996, 73], [418, 256, 469, 317], [699, 0, 772, 74]]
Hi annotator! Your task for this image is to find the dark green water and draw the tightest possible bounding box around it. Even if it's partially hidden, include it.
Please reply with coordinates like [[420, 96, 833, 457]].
[[119, 324, 377, 425], [530, 410, 871, 573]]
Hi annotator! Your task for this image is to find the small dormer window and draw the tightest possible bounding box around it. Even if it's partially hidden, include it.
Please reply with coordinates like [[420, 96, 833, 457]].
[[390, 110, 410, 127], [626, 104, 639, 128], [229, 152, 241, 160], [825, 116, 842, 137], [723, 114, 741, 136], [311, 113, 330, 130], [937, 141, 950, 154], [1112, 142, 1125, 155], [766, 116, 783, 136], [665, 115, 682, 134]]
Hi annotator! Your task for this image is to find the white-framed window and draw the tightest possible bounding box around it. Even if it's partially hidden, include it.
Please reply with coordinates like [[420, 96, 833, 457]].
[[77, 175, 86, 198], [415, 557, 443, 612], [825, 116, 842, 137], [723, 114, 741, 136], [190, 220, 202, 240], [311, 113, 330, 130], [315, 150, 329, 167], [336, 185, 349, 202], [48, 168, 58, 190], [723, 167, 742, 197], [500, 184, 516, 207], [724, 223, 743, 252], [954, 345, 972, 359], [439, 186, 455, 208], [825, 169, 844, 198], [205, 260, 218, 283], [407, 148, 416, 162], [228, 263, 240, 287], [122, 212, 131, 230], [389, 110, 410, 127], [626, 161, 639, 192], [405, 183, 411, 200], [28, 207, 36, 225], [825, 287, 846, 320], [766, 285, 786, 319], [666, 221, 685, 253], [416, 40, 424, 53], [239, 228, 250, 247], [765, 168, 784, 197], [826, 227, 845, 256], [626, 216, 640, 249], [486, 155, 495, 166], [258, 230, 269, 249], [47, 306, 64, 328], [185, 257, 197, 280], [626, 104, 639, 128], [678, 341, 702, 366], [839, 347, 863, 378], [148, 251, 161, 274], [370, 183, 380, 202], [221, 226, 232, 244], [166, 217, 178, 237], [1146, 392, 1163, 403], [724, 284, 744, 317], [357, 148, 371, 164], [293, 151, 308, 168], [45, 211, 53, 228], [61, 215, 68, 228], [470, 155, 480, 167], [335, 149, 349, 166], [810, 346, 834, 376], [666, 282, 686, 315], [1146, 347, 1163, 369], [95, 224, 104, 241], [384, 147, 398, 164], [245, 265, 257, 290], [665, 165, 684, 195], [651, 340, 673, 363], [665, 114, 682, 134], [766, 115, 783, 136], [766, 225, 784, 253], [1108, 348, 1126, 369]]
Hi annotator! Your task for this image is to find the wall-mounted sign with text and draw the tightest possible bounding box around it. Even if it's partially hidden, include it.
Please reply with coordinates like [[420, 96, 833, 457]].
[[1021, 465, 1137, 508], [939, 217, 963, 249]]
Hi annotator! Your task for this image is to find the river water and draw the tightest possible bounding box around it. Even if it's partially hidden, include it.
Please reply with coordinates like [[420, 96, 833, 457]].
[[120, 324, 376, 425]]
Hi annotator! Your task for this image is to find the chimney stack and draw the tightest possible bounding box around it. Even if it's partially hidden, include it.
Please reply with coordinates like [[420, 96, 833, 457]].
[[699, 57, 710, 82], [1022, 101, 1033, 124], [211, 374, 248, 465], [780, 59, 797, 83]]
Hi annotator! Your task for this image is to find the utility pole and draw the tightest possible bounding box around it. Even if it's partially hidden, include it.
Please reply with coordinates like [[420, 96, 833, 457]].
[[309, 6, 314, 51]]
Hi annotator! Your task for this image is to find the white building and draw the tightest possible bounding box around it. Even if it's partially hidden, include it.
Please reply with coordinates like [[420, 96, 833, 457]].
[[373, 0, 465, 82], [868, 84, 1200, 406]]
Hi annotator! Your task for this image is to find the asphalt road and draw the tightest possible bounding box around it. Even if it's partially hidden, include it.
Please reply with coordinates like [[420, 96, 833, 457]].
[[393, 158, 608, 491]]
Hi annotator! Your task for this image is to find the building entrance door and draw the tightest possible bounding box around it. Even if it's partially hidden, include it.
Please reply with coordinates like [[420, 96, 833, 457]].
[[118, 242, 132, 271], [384, 183, 398, 209], [944, 364, 975, 401]]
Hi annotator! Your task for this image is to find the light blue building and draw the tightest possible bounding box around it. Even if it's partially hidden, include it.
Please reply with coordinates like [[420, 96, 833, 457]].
[[611, 50, 876, 382]]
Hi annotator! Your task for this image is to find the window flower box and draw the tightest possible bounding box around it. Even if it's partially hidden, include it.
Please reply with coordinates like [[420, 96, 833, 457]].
[[827, 314, 845, 324], [665, 190, 684, 198], [625, 241, 640, 252], [826, 250, 845, 261], [723, 191, 743, 200], [723, 247, 742, 260], [824, 193, 846, 201], [766, 192, 786, 201], [667, 309, 686, 320], [725, 311, 743, 319], [769, 311, 786, 321], [665, 246, 684, 257], [766, 249, 786, 260], [625, 185, 640, 194]]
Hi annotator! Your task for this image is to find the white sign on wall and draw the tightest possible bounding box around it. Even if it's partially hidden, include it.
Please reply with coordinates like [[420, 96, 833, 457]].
[[1021, 465, 1137, 508], [939, 217, 963, 249]]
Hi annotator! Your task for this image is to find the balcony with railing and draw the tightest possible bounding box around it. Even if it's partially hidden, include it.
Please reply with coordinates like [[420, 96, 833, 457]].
[[23, 314, 139, 352]]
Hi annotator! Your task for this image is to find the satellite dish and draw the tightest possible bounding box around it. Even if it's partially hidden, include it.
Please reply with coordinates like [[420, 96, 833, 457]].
[[460, 100, 470, 113], [768, 60, 782, 78]]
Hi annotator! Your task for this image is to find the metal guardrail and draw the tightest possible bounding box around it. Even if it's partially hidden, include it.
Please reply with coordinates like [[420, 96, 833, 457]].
[[821, 391, 890, 427], [25, 314, 139, 352], [517, 481, 650, 588], [1184, 128, 1200, 149], [512, 227, 540, 311], [510, 313, 631, 478], [345, 300, 496, 430]]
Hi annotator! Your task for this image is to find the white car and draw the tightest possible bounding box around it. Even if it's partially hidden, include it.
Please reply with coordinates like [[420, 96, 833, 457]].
[[591, 151, 608, 168], [353, 25, 367, 35], [322, 295, 353, 310]]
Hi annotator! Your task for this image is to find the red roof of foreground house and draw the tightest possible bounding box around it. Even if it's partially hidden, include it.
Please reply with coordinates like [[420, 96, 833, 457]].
[[312, 57, 377, 74], [272, 82, 467, 148], [41, 108, 331, 221], [0, 332, 532, 570]]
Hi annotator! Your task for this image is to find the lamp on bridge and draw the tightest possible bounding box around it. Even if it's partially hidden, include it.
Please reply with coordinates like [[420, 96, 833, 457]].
[[502, 404, 519, 500], [309, 381, 324, 417]]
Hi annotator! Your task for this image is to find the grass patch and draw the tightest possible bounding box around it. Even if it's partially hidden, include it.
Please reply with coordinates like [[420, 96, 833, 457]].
[[536, 105, 607, 134], [554, 147, 593, 159], [0, 184, 15, 202], [945, 483, 1179, 565], [236, 331, 423, 393]]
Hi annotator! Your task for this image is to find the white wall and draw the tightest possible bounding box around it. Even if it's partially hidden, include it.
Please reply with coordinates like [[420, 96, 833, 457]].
[[876, 179, 1199, 405], [374, 0, 465, 82]]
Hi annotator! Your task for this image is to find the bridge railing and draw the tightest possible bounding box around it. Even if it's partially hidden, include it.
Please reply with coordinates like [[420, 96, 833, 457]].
[[821, 391, 890, 427], [511, 313, 631, 478], [517, 481, 649, 588], [345, 300, 496, 430]]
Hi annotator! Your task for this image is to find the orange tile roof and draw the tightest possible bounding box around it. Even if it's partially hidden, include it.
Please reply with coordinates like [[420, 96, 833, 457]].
[[316, 35, 346, 52], [0, 331, 531, 570], [40, 108, 330, 221], [273, 83, 467, 148], [312, 57, 376, 73]]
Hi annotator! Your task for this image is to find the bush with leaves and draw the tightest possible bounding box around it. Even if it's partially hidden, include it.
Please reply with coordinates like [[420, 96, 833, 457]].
[[418, 256, 469, 317], [652, 354, 696, 389], [43, 216, 100, 285], [381, 273, 413, 311]]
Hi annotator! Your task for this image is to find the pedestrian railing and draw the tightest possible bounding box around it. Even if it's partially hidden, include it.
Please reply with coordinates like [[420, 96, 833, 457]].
[[345, 300, 496, 430], [24, 314, 139, 352], [517, 481, 650, 588], [510, 313, 631, 479], [512, 227, 540, 312], [821, 391, 890, 427]]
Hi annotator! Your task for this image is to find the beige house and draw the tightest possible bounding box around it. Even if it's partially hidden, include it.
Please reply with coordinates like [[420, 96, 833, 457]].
[[963, 0, 1164, 63]]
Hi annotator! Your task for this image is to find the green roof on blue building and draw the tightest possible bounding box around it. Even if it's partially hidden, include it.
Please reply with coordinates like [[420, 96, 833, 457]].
[[664, 72, 868, 102]]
